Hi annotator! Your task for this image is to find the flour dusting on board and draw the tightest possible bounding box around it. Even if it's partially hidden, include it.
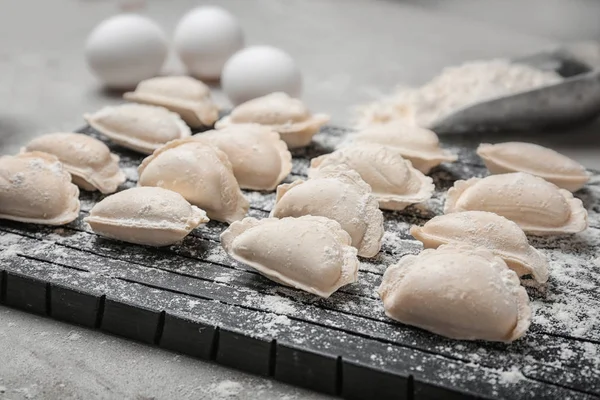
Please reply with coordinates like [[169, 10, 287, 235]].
[[208, 380, 243, 398], [121, 166, 138, 181], [260, 294, 297, 314], [261, 313, 292, 336], [355, 59, 562, 128], [0, 232, 23, 257], [498, 367, 525, 384]]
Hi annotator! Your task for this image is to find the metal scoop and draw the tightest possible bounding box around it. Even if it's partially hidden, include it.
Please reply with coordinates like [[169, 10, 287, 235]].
[[431, 43, 600, 134]]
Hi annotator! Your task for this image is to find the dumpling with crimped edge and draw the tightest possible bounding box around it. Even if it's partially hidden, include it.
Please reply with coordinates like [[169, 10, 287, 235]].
[[124, 76, 219, 127], [308, 144, 434, 211], [0, 152, 80, 225], [221, 216, 359, 298], [378, 243, 531, 342], [477, 142, 590, 192], [192, 124, 292, 191], [138, 138, 248, 224], [22, 132, 126, 194], [410, 211, 549, 283], [84, 103, 191, 154], [444, 172, 588, 236], [85, 187, 209, 247], [215, 92, 330, 149], [271, 166, 384, 258], [344, 121, 457, 174]]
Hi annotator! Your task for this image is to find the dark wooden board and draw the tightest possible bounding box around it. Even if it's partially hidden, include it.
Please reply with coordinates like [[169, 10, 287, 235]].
[[1, 125, 599, 400]]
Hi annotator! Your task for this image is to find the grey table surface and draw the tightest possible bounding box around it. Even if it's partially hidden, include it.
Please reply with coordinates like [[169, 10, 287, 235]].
[[0, 1, 599, 399]]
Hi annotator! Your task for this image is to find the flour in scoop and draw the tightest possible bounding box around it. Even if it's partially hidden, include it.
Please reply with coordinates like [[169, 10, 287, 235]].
[[355, 59, 562, 128]]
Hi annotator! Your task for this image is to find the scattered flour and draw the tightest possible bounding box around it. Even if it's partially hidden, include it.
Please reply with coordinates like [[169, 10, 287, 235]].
[[527, 244, 600, 340], [214, 274, 234, 284], [121, 166, 138, 181], [260, 295, 297, 315], [560, 346, 575, 361], [242, 190, 275, 212], [66, 331, 82, 341], [498, 367, 525, 384], [261, 313, 292, 336], [208, 380, 243, 398], [0, 232, 23, 246], [355, 59, 562, 128], [0, 244, 20, 258]]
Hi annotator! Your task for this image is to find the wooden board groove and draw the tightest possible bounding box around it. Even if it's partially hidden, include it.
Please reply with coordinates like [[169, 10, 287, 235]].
[[1, 125, 599, 400]]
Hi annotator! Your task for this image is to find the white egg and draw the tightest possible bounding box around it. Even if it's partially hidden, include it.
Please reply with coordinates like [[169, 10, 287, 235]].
[[85, 14, 168, 89], [222, 46, 303, 105], [174, 6, 244, 80]]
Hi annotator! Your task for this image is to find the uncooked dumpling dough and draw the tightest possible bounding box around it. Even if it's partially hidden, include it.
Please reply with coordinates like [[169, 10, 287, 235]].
[[124, 76, 219, 127], [345, 121, 457, 174], [215, 92, 330, 149], [22, 132, 126, 194], [309, 144, 434, 210], [0, 152, 80, 225], [271, 166, 384, 258], [85, 103, 191, 154], [477, 142, 590, 192], [138, 138, 248, 223], [86, 187, 209, 246], [378, 244, 531, 342], [445, 172, 588, 235], [221, 216, 359, 298], [192, 125, 292, 191], [411, 211, 549, 283]]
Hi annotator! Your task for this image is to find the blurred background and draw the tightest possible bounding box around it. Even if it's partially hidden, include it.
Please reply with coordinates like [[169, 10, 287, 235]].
[[0, 0, 599, 165], [0, 1, 599, 399]]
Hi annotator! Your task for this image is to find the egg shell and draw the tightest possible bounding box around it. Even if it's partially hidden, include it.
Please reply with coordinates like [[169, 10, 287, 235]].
[[222, 45, 302, 105], [174, 6, 244, 80], [85, 14, 168, 89]]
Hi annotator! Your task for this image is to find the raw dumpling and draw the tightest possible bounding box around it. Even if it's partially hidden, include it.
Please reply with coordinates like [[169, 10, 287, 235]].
[[477, 142, 590, 192], [192, 124, 292, 191], [124, 76, 219, 127], [22, 132, 126, 194], [271, 166, 384, 257], [215, 92, 330, 149], [410, 211, 549, 283], [221, 216, 359, 297], [85, 103, 191, 154], [85, 187, 209, 246], [445, 172, 588, 235], [309, 144, 434, 210], [345, 121, 457, 173], [378, 244, 531, 342], [138, 138, 248, 223], [0, 152, 80, 225]]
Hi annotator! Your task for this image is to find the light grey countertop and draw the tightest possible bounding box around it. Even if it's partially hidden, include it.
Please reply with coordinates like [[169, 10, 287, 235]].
[[0, 1, 599, 399]]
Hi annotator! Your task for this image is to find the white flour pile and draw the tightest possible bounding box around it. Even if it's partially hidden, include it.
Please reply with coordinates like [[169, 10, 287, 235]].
[[355, 59, 563, 128]]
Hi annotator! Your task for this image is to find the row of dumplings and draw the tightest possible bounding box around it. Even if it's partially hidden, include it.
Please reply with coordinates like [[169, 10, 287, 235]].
[[0, 75, 330, 233], [379, 132, 590, 341], [86, 76, 330, 153], [1, 75, 593, 344], [221, 121, 592, 343]]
